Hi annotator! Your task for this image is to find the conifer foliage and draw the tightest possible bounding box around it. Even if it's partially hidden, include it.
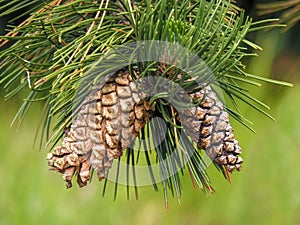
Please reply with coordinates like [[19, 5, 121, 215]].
[[0, 0, 290, 204]]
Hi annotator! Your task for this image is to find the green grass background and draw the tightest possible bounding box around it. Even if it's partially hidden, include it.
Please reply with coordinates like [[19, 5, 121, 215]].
[[1, 31, 300, 225]]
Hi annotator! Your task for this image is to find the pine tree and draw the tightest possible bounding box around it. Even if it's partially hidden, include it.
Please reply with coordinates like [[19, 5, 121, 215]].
[[0, 0, 291, 206]]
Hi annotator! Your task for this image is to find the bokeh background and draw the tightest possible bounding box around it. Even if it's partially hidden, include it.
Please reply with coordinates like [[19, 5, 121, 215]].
[[1, 2, 300, 225]]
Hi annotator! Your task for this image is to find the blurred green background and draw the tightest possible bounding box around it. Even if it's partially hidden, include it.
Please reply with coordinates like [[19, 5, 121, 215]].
[[1, 13, 300, 225]]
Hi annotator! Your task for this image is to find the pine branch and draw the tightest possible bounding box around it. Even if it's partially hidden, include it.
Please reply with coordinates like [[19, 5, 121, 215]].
[[0, 0, 292, 204], [257, 0, 300, 29]]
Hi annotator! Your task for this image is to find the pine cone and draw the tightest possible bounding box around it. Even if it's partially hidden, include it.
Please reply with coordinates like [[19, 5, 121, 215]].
[[47, 70, 152, 188], [178, 85, 243, 175]]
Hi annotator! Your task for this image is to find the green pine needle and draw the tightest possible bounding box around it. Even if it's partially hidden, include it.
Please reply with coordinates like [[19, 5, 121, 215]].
[[0, 0, 293, 203]]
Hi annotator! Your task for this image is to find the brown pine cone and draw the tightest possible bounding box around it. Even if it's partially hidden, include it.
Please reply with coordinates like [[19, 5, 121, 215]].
[[178, 85, 243, 175], [47, 70, 152, 188]]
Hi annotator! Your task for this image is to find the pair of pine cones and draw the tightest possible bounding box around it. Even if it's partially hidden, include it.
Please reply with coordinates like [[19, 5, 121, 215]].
[[47, 70, 243, 188]]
